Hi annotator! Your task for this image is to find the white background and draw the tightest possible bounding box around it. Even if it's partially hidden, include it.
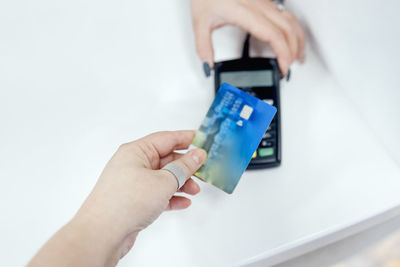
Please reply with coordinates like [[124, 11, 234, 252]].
[[1, 0, 400, 266]]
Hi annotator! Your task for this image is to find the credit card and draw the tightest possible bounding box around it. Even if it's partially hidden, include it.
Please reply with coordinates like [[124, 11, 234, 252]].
[[191, 83, 277, 194]]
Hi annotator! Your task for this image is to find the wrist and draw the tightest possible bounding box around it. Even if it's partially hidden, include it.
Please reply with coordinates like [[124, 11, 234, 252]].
[[72, 208, 133, 245], [69, 214, 135, 265]]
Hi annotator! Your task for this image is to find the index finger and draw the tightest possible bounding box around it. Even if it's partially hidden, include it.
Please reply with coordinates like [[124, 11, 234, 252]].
[[223, 4, 292, 75], [138, 130, 196, 158]]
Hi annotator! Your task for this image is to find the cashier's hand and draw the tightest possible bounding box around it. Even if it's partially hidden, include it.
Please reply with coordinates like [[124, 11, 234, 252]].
[[191, 0, 305, 76], [28, 131, 207, 267]]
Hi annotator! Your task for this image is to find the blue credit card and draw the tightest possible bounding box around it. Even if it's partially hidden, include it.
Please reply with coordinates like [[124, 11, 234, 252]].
[[192, 83, 277, 194]]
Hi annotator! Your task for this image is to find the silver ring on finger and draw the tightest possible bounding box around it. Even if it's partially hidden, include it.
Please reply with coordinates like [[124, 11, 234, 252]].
[[162, 163, 186, 190]]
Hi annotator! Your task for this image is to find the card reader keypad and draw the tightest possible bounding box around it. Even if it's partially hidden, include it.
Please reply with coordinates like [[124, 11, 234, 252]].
[[239, 86, 278, 163], [256, 103, 276, 159]]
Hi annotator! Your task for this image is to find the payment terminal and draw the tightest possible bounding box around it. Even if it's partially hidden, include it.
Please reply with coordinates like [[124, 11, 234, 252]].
[[214, 34, 287, 169]]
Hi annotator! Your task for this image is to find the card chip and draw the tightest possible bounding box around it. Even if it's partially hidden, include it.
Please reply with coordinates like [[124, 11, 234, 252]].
[[240, 105, 253, 120]]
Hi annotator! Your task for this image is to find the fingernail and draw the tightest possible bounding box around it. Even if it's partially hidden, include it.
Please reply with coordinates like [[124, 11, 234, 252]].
[[192, 154, 200, 164], [203, 61, 211, 77], [190, 149, 206, 164]]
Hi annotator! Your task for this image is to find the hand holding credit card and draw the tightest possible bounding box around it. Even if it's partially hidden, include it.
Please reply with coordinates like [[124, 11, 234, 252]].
[[191, 83, 277, 193]]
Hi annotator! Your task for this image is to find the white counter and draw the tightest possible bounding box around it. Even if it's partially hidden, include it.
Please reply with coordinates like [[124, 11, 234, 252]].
[[0, 0, 399, 266]]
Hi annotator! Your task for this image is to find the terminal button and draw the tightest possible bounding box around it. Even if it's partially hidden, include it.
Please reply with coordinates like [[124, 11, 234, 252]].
[[259, 147, 274, 157]]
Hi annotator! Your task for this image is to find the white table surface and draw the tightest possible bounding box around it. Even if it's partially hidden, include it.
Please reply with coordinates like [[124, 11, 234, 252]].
[[1, 1, 400, 266]]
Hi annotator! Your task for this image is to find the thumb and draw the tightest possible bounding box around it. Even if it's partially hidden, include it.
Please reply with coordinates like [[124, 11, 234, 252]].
[[193, 18, 215, 69], [172, 148, 207, 179], [162, 148, 207, 190]]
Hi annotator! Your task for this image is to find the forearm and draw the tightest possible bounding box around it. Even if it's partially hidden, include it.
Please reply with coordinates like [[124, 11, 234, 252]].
[[28, 215, 126, 267]]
